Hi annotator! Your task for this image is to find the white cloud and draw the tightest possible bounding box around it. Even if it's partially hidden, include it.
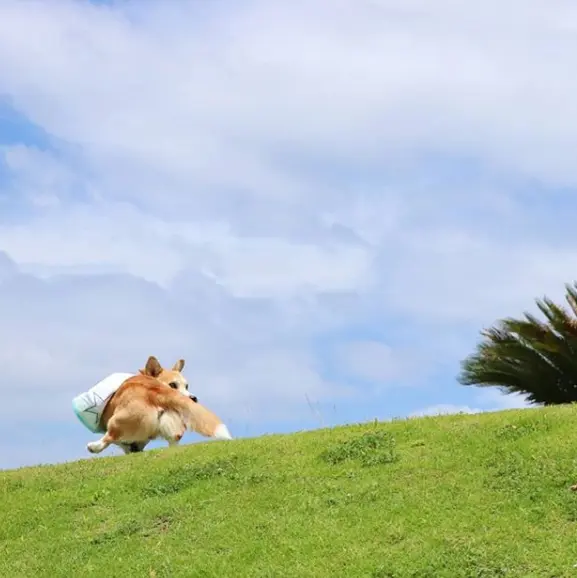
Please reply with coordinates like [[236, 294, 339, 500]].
[[335, 340, 409, 385], [475, 389, 533, 411], [0, 257, 343, 417], [409, 404, 481, 418], [2, 0, 577, 188], [411, 390, 533, 419], [0, 199, 184, 285], [0, 0, 574, 328], [198, 237, 375, 298], [377, 230, 577, 327]]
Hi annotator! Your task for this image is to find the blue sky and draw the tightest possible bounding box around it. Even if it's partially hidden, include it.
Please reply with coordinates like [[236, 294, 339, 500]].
[[2, 0, 576, 470]]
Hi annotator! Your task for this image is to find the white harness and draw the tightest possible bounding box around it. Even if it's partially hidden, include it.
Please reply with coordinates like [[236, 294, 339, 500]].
[[72, 372, 135, 433]]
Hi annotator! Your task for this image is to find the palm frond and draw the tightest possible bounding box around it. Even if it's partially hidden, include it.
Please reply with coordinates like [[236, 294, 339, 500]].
[[458, 282, 577, 405]]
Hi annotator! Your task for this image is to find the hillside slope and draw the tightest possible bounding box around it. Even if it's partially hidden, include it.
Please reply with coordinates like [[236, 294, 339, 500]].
[[3, 406, 577, 577]]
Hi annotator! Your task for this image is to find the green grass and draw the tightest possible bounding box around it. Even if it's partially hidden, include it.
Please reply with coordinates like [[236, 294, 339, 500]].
[[4, 405, 577, 577]]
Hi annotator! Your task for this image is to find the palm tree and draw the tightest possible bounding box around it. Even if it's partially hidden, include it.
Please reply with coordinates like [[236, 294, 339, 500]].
[[458, 282, 577, 405]]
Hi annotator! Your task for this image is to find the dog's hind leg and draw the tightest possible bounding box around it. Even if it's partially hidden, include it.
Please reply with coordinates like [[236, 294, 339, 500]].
[[87, 408, 156, 454], [87, 418, 127, 454], [87, 432, 116, 454]]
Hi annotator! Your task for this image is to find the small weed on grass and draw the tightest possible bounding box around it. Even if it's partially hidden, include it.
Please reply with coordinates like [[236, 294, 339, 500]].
[[141, 457, 240, 497], [320, 430, 398, 466]]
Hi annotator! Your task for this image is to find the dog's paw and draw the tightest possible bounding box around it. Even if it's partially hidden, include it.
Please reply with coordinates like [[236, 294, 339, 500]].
[[86, 441, 101, 454]]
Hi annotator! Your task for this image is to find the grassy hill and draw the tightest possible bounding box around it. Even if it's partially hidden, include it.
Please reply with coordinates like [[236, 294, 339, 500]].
[[3, 406, 577, 577]]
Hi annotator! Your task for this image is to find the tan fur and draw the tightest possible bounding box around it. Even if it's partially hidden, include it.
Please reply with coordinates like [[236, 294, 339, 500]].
[[139, 356, 190, 397], [86, 356, 230, 455]]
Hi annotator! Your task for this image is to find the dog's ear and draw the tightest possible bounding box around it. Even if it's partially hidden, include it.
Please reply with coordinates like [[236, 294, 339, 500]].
[[172, 359, 185, 372], [143, 355, 163, 377]]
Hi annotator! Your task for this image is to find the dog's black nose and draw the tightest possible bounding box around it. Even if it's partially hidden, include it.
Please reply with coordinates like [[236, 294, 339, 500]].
[[189, 395, 198, 402]]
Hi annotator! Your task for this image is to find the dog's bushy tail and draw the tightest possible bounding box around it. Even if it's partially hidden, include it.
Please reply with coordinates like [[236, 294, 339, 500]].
[[157, 391, 233, 440]]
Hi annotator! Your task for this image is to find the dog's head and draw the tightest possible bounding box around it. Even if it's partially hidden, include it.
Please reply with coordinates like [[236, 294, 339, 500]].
[[139, 356, 198, 402]]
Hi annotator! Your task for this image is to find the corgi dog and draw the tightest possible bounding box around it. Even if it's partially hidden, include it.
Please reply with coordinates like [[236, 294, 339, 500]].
[[86, 356, 232, 455]]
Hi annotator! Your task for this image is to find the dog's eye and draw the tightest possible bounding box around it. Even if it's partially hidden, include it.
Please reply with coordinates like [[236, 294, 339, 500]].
[[168, 382, 179, 389]]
